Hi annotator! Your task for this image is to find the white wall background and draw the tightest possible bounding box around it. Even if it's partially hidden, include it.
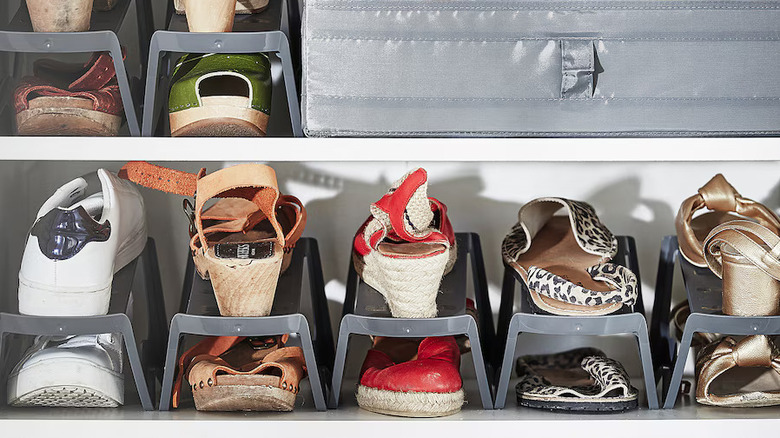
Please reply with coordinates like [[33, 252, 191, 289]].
[[1, 159, 778, 377]]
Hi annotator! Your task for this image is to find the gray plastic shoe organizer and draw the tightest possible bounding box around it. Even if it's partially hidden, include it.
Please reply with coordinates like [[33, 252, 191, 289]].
[[0, 0, 154, 136], [650, 236, 780, 409], [494, 236, 659, 410], [329, 232, 496, 410], [157, 238, 334, 411], [0, 238, 168, 411], [302, 0, 780, 136], [142, 0, 303, 137]]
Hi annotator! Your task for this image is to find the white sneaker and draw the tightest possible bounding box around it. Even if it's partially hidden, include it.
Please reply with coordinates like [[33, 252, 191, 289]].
[[7, 334, 125, 408], [18, 169, 147, 316]]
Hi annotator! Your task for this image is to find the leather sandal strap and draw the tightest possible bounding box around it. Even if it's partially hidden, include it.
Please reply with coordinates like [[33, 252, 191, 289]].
[[704, 220, 780, 282], [119, 161, 203, 197], [187, 346, 307, 396], [70, 49, 125, 91], [677, 174, 780, 267], [697, 335, 780, 406], [172, 336, 244, 408], [527, 262, 638, 307], [278, 195, 307, 249], [193, 163, 284, 250]]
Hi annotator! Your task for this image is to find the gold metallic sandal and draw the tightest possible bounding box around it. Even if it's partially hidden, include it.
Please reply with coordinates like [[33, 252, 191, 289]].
[[697, 335, 780, 407], [703, 220, 780, 316], [676, 173, 780, 268]]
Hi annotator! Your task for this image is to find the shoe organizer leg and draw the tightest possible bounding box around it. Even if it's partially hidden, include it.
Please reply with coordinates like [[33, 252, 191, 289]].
[[662, 313, 780, 409], [0, 314, 154, 410], [329, 314, 494, 410], [0, 31, 140, 135], [494, 312, 659, 410], [143, 30, 302, 137], [158, 314, 327, 411]]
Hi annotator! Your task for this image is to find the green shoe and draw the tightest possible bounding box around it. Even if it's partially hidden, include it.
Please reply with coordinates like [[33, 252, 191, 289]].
[[168, 53, 272, 137]]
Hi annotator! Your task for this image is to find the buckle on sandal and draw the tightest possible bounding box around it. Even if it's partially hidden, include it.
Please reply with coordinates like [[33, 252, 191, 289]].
[[182, 198, 196, 236], [247, 337, 277, 350]]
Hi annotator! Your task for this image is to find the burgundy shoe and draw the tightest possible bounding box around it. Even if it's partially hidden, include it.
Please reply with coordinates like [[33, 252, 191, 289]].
[[14, 51, 124, 136], [357, 336, 464, 417]]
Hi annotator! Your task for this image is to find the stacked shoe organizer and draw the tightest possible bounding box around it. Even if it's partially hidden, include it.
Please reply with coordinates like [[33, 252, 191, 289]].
[[652, 174, 780, 409], [330, 168, 496, 415], [115, 161, 334, 412], [494, 198, 657, 410], [0, 169, 167, 410], [0, 0, 153, 136]]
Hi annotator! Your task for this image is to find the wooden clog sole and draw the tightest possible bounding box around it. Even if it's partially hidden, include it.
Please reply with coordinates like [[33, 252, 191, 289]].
[[16, 96, 120, 136], [170, 97, 269, 137]]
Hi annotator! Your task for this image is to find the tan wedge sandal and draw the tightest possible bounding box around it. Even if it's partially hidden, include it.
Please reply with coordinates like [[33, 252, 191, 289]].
[[703, 220, 780, 316], [119, 162, 306, 317], [172, 335, 307, 411]]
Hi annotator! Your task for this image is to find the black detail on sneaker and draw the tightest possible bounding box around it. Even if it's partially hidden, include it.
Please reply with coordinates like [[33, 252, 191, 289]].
[[31, 206, 111, 260], [214, 242, 274, 260]]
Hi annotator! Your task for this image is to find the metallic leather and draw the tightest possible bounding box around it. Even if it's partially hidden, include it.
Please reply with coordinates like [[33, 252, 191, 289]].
[[676, 174, 780, 267], [704, 220, 780, 316], [696, 335, 780, 407]]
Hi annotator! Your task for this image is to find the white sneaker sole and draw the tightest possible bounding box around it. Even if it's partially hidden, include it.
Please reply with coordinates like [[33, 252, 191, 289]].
[[7, 358, 124, 408], [18, 227, 147, 316]]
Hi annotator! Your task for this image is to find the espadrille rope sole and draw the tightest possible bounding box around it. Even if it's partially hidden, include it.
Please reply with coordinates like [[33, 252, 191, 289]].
[[194, 245, 283, 317], [354, 246, 454, 318], [356, 385, 464, 417]]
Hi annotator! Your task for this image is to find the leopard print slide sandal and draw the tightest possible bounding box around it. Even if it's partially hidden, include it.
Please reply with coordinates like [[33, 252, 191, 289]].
[[516, 348, 638, 412], [501, 197, 638, 316]]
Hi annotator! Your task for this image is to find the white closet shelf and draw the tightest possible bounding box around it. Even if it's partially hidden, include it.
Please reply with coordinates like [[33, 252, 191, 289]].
[[0, 137, 778, 161], [0, 402, 777, 437]]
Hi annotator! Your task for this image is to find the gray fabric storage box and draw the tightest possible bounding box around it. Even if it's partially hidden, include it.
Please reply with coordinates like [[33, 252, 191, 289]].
[[302, 0, 780, 136]]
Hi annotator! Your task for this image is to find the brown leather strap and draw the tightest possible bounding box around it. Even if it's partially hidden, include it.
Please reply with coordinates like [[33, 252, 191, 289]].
[[119, 161, 203, 197], [278, 195, 307, 249], [676, 174, 780, 267], [172, 336, 244, 408], [704, 220, 780, 281], [199, 195, 306, 251], [193, 163, 284, 251], [184, 339, 305, 402]]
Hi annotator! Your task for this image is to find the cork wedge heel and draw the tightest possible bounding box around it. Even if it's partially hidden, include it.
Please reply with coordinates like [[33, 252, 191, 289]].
[[119, 162, 306, 317], [353, 169, 456, 318]]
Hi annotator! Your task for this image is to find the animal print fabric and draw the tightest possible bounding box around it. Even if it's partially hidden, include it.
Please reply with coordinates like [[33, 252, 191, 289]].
[[502, 198, 618, 265], [527, 263, 638, 307], [516, 348, 638, 399]]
